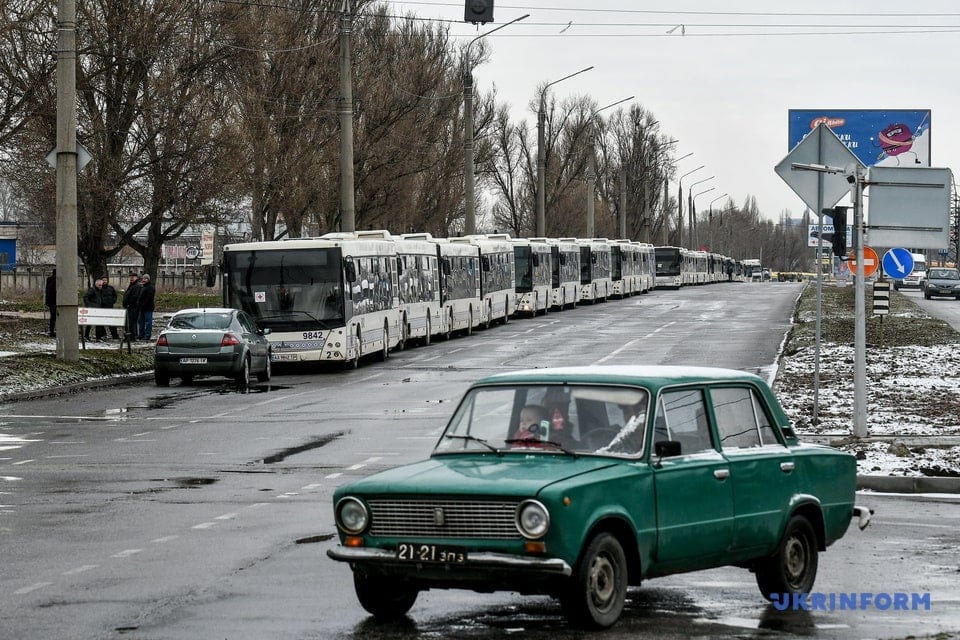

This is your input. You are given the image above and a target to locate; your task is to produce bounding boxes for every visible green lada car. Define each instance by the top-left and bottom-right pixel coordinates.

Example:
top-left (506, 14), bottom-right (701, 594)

top-left (328, 366), bottom-right (871, 628)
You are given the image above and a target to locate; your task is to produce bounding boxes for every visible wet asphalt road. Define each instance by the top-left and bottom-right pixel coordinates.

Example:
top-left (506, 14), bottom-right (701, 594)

top-left (1, 282), bottom-right (959, 639)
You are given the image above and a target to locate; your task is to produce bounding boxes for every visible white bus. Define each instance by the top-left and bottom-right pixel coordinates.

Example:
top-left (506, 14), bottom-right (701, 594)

top-left (578, 238), bottom-right (612, 303)
top-left (654, 245), bottom-right (690, 289)
top-left (690, 250), bottom-right (709, 284)
top-left (531, 237), bottom-right (580, 310)
top-left (512, 237), bottom-right (553, 316)
top-left (222, 231), bottom-right (401, 368)
top-left (402, 234), bottom-right (483, 337)
top-left (610, 239), bottom-right (641, 298)
top-left (392, 235), bottom-right (444, 346)
top-left (448, 234), bottom-right (516, 327)
top-left (635, 242), bottom-right (656, 293)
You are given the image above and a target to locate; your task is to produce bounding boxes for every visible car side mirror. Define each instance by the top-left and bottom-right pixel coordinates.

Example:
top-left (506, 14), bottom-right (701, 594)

top-left (260, 327), bottom-right (272, 336)
top-left (653, 440), bottom-right (682, 467)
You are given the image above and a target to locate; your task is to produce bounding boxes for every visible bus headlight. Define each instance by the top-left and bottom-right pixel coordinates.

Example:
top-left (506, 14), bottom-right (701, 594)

top-left (335, 497), bottom-right (369, 534)
top-left (516, 500), bottom-right (550, 539)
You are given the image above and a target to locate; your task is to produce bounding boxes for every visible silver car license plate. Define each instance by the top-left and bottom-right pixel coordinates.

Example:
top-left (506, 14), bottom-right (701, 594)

top-left (179, 357), bottom-right (207, 364)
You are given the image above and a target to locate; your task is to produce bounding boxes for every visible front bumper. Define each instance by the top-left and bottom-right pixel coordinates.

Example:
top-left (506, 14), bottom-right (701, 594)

top-left (327, 545), bottom-right (572, 576)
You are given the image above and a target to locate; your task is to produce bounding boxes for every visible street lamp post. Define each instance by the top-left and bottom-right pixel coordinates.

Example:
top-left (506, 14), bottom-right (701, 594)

top-left (536, 66), bottom-right (593, 237)
top-left (708, 192), bottom-right (728, 249)
top-left (627, 120), bottom-right (659, 241)
top-left (657, 149), bottom-right (689, 244)
top-left (463, 14), bottom-right (529, 236)
top-left (687, 175), bottom-right (714, 248)
top-left (691, 186), bottom-right (716, 248)
top-left (586, 96), bottom-right (633, 238)
top-left (676, 164), bottom-right (704, 246)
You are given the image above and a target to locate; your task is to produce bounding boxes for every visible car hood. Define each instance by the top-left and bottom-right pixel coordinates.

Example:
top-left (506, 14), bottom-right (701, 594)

top-left (338, 455), bottom-right (622, 498)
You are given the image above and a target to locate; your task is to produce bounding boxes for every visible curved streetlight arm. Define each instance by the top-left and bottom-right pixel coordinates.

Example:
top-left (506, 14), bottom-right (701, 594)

top-left (693, 186), bottom-right (716, 201)
top-left (536, 65), bottom-right (594, 236)
top-left (463, 13), bottom-right (529, 235)
top-left (689, 175), bottom-right (715, 191)
top-left (709, 192), bottom-right (729, 209)
top-left (593, 95), bottom-right (634, 118)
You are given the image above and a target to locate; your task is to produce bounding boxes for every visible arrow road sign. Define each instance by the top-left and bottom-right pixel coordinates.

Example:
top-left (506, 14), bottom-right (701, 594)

top-left (882, 247), bottom-right (915, 279)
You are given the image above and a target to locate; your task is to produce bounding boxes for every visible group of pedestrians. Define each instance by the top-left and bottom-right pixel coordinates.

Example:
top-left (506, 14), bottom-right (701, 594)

top-left (45, 271), bottom-right (156, 342)
top-left (121, 272), bottom-right (156, 341)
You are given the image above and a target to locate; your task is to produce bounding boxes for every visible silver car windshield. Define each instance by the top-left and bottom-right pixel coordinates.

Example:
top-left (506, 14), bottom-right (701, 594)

top-left (435, 384), bottom-right (649, 457)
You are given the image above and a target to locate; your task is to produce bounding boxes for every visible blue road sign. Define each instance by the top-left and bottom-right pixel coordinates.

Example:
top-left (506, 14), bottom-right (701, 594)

top-left (882, 247), bottom-right (915, 279)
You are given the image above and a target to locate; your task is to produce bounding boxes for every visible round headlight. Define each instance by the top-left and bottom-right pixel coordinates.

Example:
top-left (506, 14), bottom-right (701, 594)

top-left (516, 500), bottom-right (550, 539)
top-left (335, 497), bottom-right (369, 534)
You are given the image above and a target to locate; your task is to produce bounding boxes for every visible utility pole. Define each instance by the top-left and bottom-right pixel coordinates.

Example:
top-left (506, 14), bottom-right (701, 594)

top-left (339, 0), bottom-right (356, 232)
top-left (55, 0), bottom-right (79, 362)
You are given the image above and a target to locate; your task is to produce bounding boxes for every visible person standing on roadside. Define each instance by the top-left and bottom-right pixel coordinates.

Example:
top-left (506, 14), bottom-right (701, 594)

top-left (45, 268), bottom-right (57, 338)
top-left (83, 278), bottom-right (104, 341)
top-left (137, 274), bottom-right (156, 341)
top-left (122, 272), bottom-right (142, 340)
top-left (99, 274), bottom-right (119, 340)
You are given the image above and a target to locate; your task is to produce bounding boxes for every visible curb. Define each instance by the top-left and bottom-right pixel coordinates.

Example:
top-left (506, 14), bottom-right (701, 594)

top-left (0, 372), bottom-right (153, 404)
top-left (857, 474), bottom-right (960, 494)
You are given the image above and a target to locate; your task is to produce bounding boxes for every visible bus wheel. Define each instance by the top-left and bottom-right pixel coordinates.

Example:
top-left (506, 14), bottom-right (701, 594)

top-left (380, 324), bottom-right (389, 361)
top-left (503, 297), bottom-right (511, 324)
top-left (484, 303), bottom-right (492, 330)
top-left (349, 330), bottom-right (361, 369)
top-left (443, 311), bottom-right (453, 341)
top-left (424, 316), bottom-right (432, 346)
top-left (466, 310), bottom-right (473, 336)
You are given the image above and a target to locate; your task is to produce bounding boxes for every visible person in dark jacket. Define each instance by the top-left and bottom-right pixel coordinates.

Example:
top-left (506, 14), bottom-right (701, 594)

top-left (82, 278), bottom-right (104, 340)
top-left (122, 272), bottom-right (142, 339)
top-left (137, 274), bottom-right (156, 340)
top-left (45, 269), bottom-right (57, 337)
top-left (99, 274), bottom-right (119, 339)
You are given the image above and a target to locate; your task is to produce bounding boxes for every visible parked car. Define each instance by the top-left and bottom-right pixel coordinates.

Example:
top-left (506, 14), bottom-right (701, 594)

top-left (328, 366), bottom-right (871, 629)
top-left (922, 267), bottom-right (960, 300)
top-left (153, 308), bottom-right (271, 388)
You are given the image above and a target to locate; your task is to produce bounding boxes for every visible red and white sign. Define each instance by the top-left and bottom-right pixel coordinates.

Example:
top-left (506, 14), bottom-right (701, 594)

top-left (846, 246), bottom-right (879, 277)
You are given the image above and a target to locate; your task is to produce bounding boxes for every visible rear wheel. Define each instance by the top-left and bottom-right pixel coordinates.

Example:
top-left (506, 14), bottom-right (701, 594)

top-left (466, 310), bottom-right (473, 336)
top-left (397, 316), bottom-right (408, 351)
top-left (154, 370), bottom-right (170, 387)
top-left (234, 356), bottom-right (250, 390)
top-left (561, 532), bottom-right (627, 629)
top-left (353, 573), bottom-right (418, 620)
top-left (755, 514), bottom-right (819, 600)
top-left (380, 325), bottom-right (390, 361)
top-left (424, 316), bottom-right (432, 346)
top-left (256, 353), bottom-right (271, 382)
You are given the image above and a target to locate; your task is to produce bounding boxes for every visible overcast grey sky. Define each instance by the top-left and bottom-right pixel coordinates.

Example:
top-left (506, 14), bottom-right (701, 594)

top-left (385, 0), bottom-right (960, 222)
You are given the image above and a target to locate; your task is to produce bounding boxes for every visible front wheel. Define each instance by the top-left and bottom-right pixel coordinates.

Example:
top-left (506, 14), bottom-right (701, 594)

top-left (380, 326), bottom-right (389, 361)
top-left (561, 532), bottom-right (628, 629)
top-left (755, 514), bottom-right (819, 600)
top-left (424, 316), bottom-right (432, 346)
top-left (353, 573), bottom-right (418, 620)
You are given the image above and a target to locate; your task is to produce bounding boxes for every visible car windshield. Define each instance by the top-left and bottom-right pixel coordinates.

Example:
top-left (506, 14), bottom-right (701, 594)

top-left (434, 383), bottom-right (650, 457)
top-left (170, 312), bottom-right (232, 330)
top-left (929, 269), bottom-right (959, 280)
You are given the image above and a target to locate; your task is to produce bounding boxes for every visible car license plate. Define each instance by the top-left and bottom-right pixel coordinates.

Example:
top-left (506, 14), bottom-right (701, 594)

top-left (396, 542), bottom-right (466, 564)
top-left (179, 357), bottom-right (207, 364)
top-left (271, 353), bottom-right (300, 362)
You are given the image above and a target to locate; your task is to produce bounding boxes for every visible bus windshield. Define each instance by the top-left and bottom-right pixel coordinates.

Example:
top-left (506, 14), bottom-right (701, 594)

top-left (224, 247), bottom-right (345, 331)
top-left (514, 246), bottom-right (533, 292)
top-left (655, 248), bottom-right (681, 276)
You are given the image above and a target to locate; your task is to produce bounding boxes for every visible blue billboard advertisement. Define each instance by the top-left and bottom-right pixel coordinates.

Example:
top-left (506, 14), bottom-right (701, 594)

top-left (788, 109), bottom-right (931, 168)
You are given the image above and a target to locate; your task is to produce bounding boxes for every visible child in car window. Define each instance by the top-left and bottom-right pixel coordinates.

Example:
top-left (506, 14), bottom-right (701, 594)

top-left (511, 405), bottom-right (549, 441)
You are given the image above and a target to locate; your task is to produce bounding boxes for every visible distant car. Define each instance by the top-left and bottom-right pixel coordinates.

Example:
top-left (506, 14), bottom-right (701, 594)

top-left (923, 267), bottom-right (960, 300)
top-left (153, 308), bottom-right (272, 388)
top-left (327, 366), bottom-right (870, 629)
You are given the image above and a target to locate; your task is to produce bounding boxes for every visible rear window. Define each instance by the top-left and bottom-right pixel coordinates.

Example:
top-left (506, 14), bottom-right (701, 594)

top-left (170, 313), bottom-right (232, 330)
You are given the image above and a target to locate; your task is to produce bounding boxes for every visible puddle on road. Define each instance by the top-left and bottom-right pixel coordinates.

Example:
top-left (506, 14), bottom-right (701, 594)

top-left (145, 477), bottom-right (219, 490)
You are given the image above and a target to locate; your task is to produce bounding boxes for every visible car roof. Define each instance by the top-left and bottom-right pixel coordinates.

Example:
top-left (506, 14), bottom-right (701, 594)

top-left (171, 307), bottom-right (237, 316)
top-left (473, 365), bottom-right (765, 389)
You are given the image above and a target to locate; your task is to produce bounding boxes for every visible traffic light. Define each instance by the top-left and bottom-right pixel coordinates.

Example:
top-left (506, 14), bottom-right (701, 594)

top-left (822, 206), bottom-right (848, 257)
top-left (464, 0), bottom-right (494, 24)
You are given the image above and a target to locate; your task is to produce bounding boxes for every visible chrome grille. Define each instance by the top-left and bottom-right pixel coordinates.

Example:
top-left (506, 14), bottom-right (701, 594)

top-left (368, 499), bottom-right (519, 539)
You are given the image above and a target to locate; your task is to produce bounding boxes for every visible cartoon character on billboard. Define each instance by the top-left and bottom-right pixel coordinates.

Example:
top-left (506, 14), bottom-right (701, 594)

top-left (875, 111), bottom-right (929, 165)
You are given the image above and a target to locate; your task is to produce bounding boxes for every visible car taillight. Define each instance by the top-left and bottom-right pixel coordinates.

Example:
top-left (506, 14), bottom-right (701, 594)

top-left (221, 333), bottom-right (241, 346)
top-left (156, 334), bottom-right (168, 346)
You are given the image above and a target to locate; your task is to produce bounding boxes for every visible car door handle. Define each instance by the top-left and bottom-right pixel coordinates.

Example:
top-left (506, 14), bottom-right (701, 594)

top-left (780, 461), bottom-right (795, 473)
top-left (713, 468), bottom-right (730, 480)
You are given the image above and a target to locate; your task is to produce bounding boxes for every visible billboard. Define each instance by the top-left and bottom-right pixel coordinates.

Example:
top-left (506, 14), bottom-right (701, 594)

top-left (788, 109), bottom-right (931, 168)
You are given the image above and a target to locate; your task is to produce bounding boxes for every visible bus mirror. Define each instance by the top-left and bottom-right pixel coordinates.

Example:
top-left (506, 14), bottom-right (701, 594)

top-left (344, 260), bottom-right (357, 283)
top-left (481, 255), bottom-right (490, 271)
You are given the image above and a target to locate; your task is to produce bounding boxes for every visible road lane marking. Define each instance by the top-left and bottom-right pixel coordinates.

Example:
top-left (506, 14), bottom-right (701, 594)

top-left (192, 522), bottom-right (217, 530)
top-left (301, 483), bottom-right (322, 491)
top-left (151, 535), bottom-right (179, 543)
top-left (45, 455), bottom-right (89, 459)
top-left (111, 549), bottom-right (142, 558)
top-left (12, 459), bottom-right (34, 465)
top-left (325, 472), bottom-right (343, 479)
top-left (14, 582), bottom-right (52, 595)
top-left (215, 513), bottom-right (238, 520)
top-left (62, 564), bottom-right (99, 576)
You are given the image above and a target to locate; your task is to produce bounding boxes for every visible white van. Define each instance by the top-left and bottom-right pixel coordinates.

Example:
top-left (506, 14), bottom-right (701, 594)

top-left (894, 253), bottom-right (927, 290)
